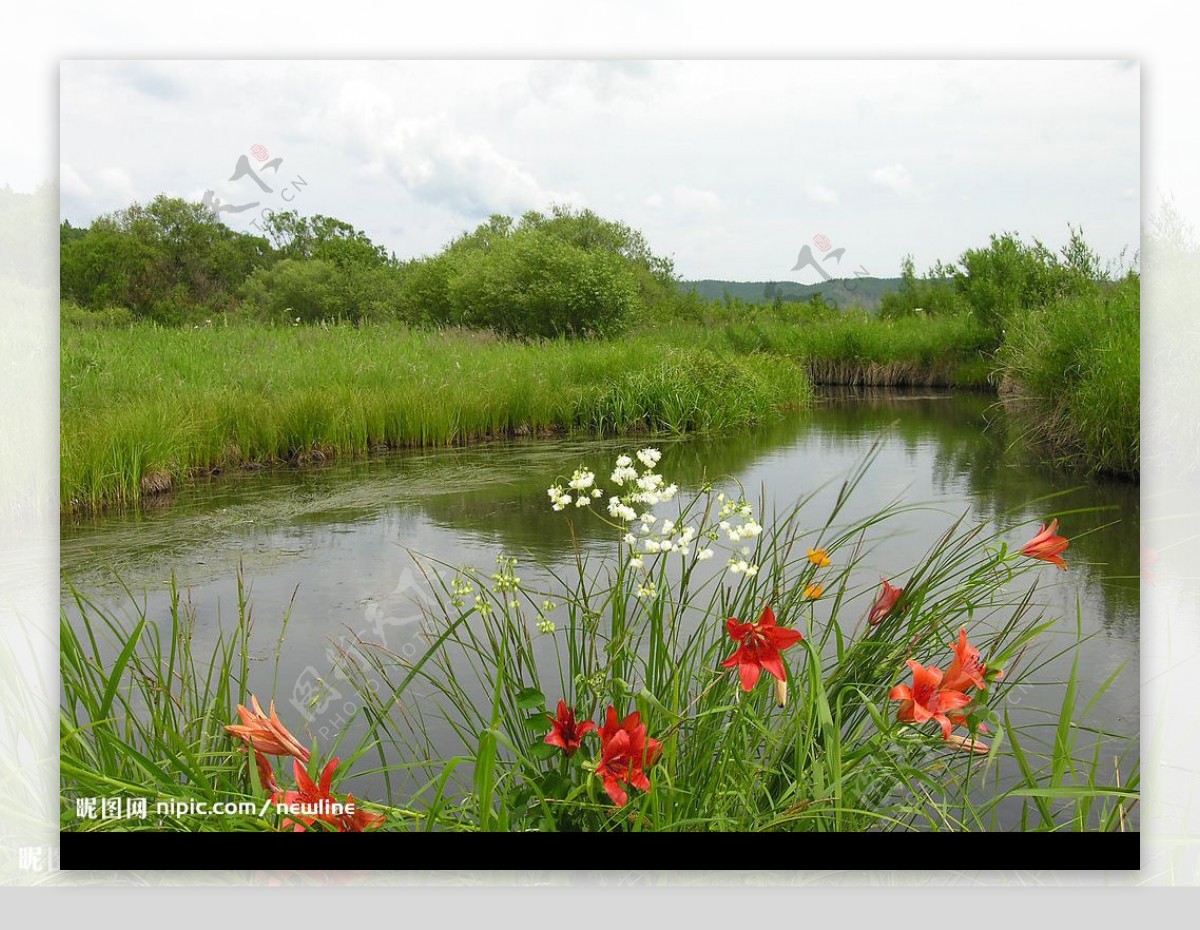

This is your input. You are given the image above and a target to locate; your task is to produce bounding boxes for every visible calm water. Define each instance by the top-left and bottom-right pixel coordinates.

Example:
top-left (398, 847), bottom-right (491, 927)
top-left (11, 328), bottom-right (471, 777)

top-left (61, 388), bottom-right (1139, 827)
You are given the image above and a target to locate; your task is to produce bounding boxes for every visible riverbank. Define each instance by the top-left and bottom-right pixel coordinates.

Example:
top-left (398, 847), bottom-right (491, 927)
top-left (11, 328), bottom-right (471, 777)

top-left (61, 293), bottom-right (1139, 513)
top-left (61, 322), bottom-right (813, 512)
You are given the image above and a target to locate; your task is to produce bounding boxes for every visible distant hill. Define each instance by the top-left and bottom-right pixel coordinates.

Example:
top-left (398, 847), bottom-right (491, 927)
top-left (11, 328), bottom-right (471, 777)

top-left (680, 277), bottom-right (902, 312)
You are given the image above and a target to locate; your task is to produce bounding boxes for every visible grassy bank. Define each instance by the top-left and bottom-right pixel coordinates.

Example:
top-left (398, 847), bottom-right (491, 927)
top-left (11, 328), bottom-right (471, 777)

top-left (62, 446), bottom-right (1138, 833)
top-left (61, 322), bottom-right (812, 511)
top-left (997, 277), bottom-right (1139, 478)
top-left (650, 311), bottom-right (995, 389)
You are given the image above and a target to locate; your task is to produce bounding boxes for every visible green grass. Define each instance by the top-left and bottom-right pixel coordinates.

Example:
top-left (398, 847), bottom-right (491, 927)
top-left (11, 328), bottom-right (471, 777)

top-left (647, 310), bottom-right (995, 389)
top-left (61, 321), bottom-right (812, 511)
top-left (60, 444), bottom-right (1138, 832)
top-left (997, 277), bottom-right (1140, 478)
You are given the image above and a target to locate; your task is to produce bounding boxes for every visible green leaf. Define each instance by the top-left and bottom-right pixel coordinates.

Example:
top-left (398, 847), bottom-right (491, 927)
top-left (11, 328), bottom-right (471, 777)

top-left (516, 687), bottom-right (546, 713)
top-left (530, 741), bottom-right (560, 761)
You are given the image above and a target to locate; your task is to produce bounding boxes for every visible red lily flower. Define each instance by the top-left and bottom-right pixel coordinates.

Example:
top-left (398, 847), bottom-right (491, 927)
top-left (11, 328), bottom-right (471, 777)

top-left (594, 707), bottom-right (662, 807)
top-left (1021, 519), bottom-right (1069, 571)
top-left (889, 659), bottom-right (972, 740)
top-left (225, 695), bottom-right (311, 762)
top-left (276, 757), bottom-right (385, 832)
top-left (867, 579), bottom-right (904, 626)
top-left (721, 605), bottom-right (803, 691)
top-left (544, 700), bottom-right (596, 757)
top-left (942, 627), bottom-right (1002, 693)
top-left (334, 795), bottom-right (387, 832)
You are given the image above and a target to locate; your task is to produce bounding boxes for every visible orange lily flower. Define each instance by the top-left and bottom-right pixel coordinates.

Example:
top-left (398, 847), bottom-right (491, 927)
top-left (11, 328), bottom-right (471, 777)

top-left (1021, 519), bottom-right (1069, 571)
top-left (942, 627), bottom-right (1002, 693)
top-left (867, 579), bottom-right (904, 626)
top-left (225, 695), bottom-right (311, 762)
top-left (803, 582), bottom-right (824, 599)
top-left (889, 659), bottom-right (971, 740)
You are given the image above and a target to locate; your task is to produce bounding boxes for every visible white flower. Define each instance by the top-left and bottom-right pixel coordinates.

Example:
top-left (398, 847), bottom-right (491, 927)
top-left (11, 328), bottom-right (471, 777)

top-left (616, 454), bottom-right (633, 468)
top-left (697, 548), bottom-right (715, 561)
top-left (611, 464), bottom-right (638, 485)
top-left (727, 526), bottom-right (742, 542)
top-left (660, 484), bottom-right (679, 502)
top-left (636, 581), bottom-right (658, 599)
top-left (740, 505), bottom-right (753, 518)
top-left (629, 556), bottom-right (645, 569)
top-left (624, 532), bottom-right (638, 545)
top-left (591, 488), bottom-right (603, 498)
top-left (636, 473), bottom-right (664, 493)
top-left (637, 448), bottom-right (662, 468)
top-left (575, 495), bottom-right (591, 507)
top-left (675, 544), bottom-right (691, 557)
top-left (719, 520), bottom-right (731, 531)
top-left (680, 526), bottom-right (696, 544)
top-left (744, 564), bottom-right (760, 578)
top-left (640, 512), bottom-right (657, 526)
top-left (717, 492), bottom-right (726, 502)
top-left (607, 497), bottom-right (638, 522)
top-left (728, 560), bottom-right (745, 575)
top-left (661, 519), bottom-right (676, 535)
top-left (644, 539), bottom-right (662, 553)
top-left (568, 467), bottom-right (596, 491)
top-left (741, 519), bottom-right (763, 538)
top-left (740, 546), bottom-right (751, 556)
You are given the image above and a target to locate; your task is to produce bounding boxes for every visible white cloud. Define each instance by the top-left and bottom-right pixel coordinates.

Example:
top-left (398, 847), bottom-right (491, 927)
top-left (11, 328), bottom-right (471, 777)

top-left (670, 184), bottom-right (722, 212)
top-left (804, 181), bottom-right (839, 205)
top-left (870, 163), bottom-right (918, 199)
top-left (59, 163), bottom-right (90, 199)
top-left (645, 193), bottom-right (664, 208)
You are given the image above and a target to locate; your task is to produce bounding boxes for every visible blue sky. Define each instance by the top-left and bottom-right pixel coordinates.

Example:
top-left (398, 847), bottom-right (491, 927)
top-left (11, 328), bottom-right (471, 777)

top-left (59, 59), bottom-right (1140, 282)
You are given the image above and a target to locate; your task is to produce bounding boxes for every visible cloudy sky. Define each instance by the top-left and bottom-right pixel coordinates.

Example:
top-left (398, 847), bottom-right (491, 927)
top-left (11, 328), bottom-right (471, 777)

top-left (59, 60), bottom-right (1140, 281)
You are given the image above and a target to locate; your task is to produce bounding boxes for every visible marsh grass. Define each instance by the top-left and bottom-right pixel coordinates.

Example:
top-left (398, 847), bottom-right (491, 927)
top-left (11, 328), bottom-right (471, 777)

top-left (60, 445), bottom-right (1137, 833)
top-left (61, 322), bottom-right (811, 512)
top-left (997, 277), bottom-right (1140, 479)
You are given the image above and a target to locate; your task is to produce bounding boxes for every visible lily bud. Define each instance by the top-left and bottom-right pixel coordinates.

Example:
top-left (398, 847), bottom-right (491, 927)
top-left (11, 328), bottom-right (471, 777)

top-left (943, 732), bottom-right (990, 754)
top-left (774, 677), bottom-right (788, 708)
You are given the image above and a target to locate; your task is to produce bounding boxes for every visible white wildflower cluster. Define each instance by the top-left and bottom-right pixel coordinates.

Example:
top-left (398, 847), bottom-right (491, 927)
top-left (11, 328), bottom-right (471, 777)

top-left (636, 581), bottom-right (658, 599)
top-left (547, 466), bottom-right (605, 512)
top-left (604, 448), bottom-right (679, 527)
top-left (715, 492), bottom-right (762, 542)
top-left (547, 447), bottom-right (767, 586)
top-left (727, 559), bottom-right (760, 578)
top-left (536, 617), bottom-right (556, 634)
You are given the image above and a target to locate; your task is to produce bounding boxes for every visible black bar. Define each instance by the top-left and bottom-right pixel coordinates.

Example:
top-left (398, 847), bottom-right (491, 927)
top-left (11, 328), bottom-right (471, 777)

top-left (60, 829), bottom-right (1139, 872)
